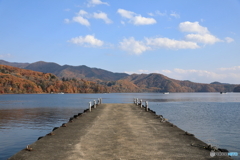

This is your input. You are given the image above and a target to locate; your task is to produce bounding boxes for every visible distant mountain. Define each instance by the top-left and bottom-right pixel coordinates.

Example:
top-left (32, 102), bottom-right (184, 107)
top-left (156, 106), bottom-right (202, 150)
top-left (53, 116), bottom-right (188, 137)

top-left (0, 60), bottom-right (29, 68)
top-left (0, 65), bottom-right (109, 94)
top-left (24, 61), bottom-right (62, 73)
top-left (53, 64), bottom-right (129, 81)
top-left (124, 73), bottom-right (237, 92)
top-left (233, 85), bottom-right (240, 92)
top-left (0, 60), bottom-right (238, 93)
top-left (0, 60), bottom-right (129, 81)
top-left (0, 64), bottom-right (142, 94)
top-left (210, 81), bottom-right (230, 85)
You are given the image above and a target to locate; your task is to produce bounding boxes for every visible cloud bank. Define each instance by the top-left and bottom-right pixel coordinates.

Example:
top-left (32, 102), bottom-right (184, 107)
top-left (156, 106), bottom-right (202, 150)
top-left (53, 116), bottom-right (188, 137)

top-left (119, 21), bottom-right (234, 54)
top-left (145, 37), bottom-right (199, 49)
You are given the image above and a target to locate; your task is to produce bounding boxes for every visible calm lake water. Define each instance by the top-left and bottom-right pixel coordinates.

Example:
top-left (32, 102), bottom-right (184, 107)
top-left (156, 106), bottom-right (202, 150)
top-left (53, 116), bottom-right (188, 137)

top-left (0, 93), bottom-right (240, 160)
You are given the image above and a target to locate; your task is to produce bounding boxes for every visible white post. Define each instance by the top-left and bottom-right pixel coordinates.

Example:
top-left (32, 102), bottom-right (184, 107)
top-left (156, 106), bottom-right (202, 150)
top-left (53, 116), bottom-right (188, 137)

top-left (145, 101), bottom-right (148, 111)
top-left (89, 102), bottom-right (91, 112)
top-left (140, 99), bottom-right (142, 108)
top-left (97, 98), bottom-right (100, 105)
top-left (94, 100), bottom-right (96, 108)
top-left (136, 98), bottom-right (138, 105)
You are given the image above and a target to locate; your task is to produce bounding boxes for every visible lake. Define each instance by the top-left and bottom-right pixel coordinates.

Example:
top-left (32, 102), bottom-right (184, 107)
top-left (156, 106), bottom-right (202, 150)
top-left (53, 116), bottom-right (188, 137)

top-left (0, 93), bottom-right (239, 160)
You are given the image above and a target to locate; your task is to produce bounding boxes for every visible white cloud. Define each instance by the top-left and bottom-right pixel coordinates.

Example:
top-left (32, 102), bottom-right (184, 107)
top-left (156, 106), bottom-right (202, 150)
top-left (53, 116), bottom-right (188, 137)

top-left (124, 71), bottom-right (135, 75)
top-left (185, 34), bottom-right (221, 44)
top-left (179, 21), bottom-right (209, 34)
top-left (125, 67), bottom-right (240, 83)
top-left (162, 70), bottom-right (172, 74)
top-left (117, 9), bottom-right (135, 19)
top-left (149, 10), bottom-right (180, 18)
top-left (121, 21), bottom-right (125, 25)
top-left (117, 20), bottom-right (233, 54)
top-left (68, 10), bottom-right (91, 26)
top-left (78, 10), bottom-right (88, 16)
top-left (174, 68), bottom-right (197, 74)
top-left (64, 19), bottom-right (70, 23)
top-left (117, 9), bottom-right (156, 25)
top-left (68, 35), bottom-right (104, 47)
top-left (179, 21), bottom-right (222, 45)
top-left (0, 54), bottom-right (12, 58)
top-left (173, 68), bottom-right (226, 79)
top-left (119, 36), bottom-right (200, 54)
top-left (72, 16), bottom-right (90, 26)
top-left (145, 37), bottom-right (199, 49)
top-left (132, 15), bottom-right (156, 25)
top-left (219, 66), bottom-right (240, 71)
top-left (68, 10), bottom-right (112, 26)
top-left (149, 10), bottom-right (167, 17)
top-left (148, 12), bottom-right (154, 16)
top-left (138, 69), bottom-right (149, 73)
top-left (87, 0), bottom-right (109, 7)
top-left (119, 37), bottom-right (150, 55)
top-left (64, 8), bottom-right (71, 12)
top-left (170, 12), bottom-right (180, 18)
top-left (225, 37), bottom-right (234, 43)
top-left (93, 12), bottom-right (112, 24)
top-left (125, 66), bottom-right (240, 84)
top-left (149, 10), bottom-right (181, 17)
top-left (156, 10), bottom-right (167, 16)
top-left (159, 67), bottom-right (240, 84)
top-left (124, 70), bottom-right (150, 74)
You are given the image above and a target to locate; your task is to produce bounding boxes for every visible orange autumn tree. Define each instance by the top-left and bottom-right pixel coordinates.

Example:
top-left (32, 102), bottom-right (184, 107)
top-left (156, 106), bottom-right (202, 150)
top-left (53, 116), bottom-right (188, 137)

top-left (0, 65), bottom-right (109, 94)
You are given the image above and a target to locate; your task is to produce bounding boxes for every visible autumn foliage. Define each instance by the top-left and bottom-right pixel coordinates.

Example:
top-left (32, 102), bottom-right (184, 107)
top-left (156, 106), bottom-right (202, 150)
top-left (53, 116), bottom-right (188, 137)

top-left (0, 65), bottom-right (108, 94)
top-left (0, 64), bottom-right (238, 94)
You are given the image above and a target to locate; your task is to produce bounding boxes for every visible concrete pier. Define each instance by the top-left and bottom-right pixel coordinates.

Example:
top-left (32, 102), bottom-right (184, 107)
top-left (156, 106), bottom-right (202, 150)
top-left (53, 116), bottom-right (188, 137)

top-left (9, 103), bottom-right (232, 160)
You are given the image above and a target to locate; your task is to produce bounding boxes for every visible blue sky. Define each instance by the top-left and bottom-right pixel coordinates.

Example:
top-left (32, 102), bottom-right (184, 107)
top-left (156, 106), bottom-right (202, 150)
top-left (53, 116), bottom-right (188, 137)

top-left (0, 0), bottom-right (240, 84)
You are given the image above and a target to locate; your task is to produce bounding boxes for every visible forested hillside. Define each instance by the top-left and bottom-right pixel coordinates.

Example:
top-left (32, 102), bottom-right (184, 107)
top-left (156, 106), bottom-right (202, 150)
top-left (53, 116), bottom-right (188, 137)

top-left (0, 65), bottom-right (108, 94)
top-left (0, 63), bottom-right (238, 94)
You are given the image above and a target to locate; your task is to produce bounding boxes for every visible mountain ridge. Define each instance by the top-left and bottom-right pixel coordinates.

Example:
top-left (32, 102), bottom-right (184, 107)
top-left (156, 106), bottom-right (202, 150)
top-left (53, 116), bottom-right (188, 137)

top-left (123, 73), bottom-right (237, 92)
top-left (0, 60), bottom-right (238, 93)
top-left (23, 61), bottom-right (129, 81)
top-left (0, 60), bottom-right (30, 68)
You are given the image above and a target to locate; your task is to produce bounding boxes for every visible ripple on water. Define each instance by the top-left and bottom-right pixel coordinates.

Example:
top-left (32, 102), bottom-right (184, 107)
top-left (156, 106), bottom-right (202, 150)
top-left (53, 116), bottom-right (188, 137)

top-left (0, 93), bottom-right (240, 159)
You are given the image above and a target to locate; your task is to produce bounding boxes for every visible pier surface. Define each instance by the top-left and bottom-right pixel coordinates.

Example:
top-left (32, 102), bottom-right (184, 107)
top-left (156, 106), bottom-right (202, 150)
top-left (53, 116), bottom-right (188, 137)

top-left (9, 103), bottom-right (232, 160)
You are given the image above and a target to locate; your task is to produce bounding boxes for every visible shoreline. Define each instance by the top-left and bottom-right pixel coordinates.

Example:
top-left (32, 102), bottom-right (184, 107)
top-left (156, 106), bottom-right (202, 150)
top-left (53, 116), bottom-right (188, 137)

top-left (1, 92), bottom-right (239, 95)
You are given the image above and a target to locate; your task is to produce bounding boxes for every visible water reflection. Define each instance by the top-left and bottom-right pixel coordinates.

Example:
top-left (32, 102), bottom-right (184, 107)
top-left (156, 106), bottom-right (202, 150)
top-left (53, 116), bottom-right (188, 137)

top-left (0, 108), bottom-right (84, 128)
top-left (0, 93), bottom-right (240, 160)
top-left (149, 101), bottom-right (240, 160)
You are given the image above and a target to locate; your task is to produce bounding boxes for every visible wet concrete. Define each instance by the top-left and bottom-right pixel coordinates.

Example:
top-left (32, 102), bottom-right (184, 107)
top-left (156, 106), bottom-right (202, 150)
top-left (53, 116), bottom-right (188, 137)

top-left (8, 103), bottom-right (232, 160)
